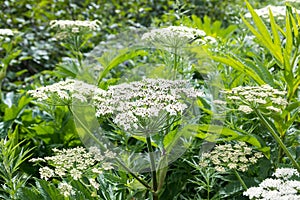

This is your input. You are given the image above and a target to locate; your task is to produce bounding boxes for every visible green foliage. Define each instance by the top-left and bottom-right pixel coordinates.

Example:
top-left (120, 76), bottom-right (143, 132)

top-left (0, 134), bottom-right (33, 199)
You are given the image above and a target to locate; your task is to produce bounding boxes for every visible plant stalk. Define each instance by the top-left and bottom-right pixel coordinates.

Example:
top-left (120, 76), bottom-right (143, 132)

top-left (146, 134), bottom-right (158, 200)
top-left (233, 169), bottom-right (247, 190)
top-left (255, 110), bottom-right (300, 172)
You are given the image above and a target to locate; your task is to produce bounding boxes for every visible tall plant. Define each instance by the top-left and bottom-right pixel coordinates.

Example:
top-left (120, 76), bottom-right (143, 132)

top-left (211, 1), bottom-right (300, 172)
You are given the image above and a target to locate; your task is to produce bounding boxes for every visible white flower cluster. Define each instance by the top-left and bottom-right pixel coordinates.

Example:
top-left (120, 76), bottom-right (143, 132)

top-left (224, 85), bottom-right (288, 114)
top-left (141, 25), bottom-right (216, 47)
top-left (244, 5), bottom-right (300, 20)
top-left (30, 146), bottom-right (115, 181)
top-left (28, 79), bottom-right (98, 104)
top-left (50, 20), bottom-right (100, 31)
top-left (58, 182), bottom-right (75, 197)
top-left (0, 28), bottom-right (14, 36)
top-left (243, 168), bottom-right (300, 199)
top-left (93, 78), bottom-right (203, 133)
top-left (199, 142), bottom-right (264, 172)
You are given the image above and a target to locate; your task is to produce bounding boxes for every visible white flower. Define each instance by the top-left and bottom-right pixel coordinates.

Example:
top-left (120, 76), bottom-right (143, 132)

top-left (102, 162), bottom-right (114, 170)
top-left (70, 168), bottom-right (82, 180)
top-left (142, 26), bottom-right (206, 42)
top-left (244, 5), bottom-right (300, 20)
top-left (243, 187), bottom-right (264, 199)
top-left (93, 78), bottom-right (203, 133)
top-left (273, 168), bottom-right (299, 179)
top-left (58, 182), bottom-right (75, 197)
top-left (238, 105), bottom-right (253, 114)
top-left (50, 20), bottom-right (100, 30)
top-left (225, 85), bottom-right (287, 113)
top-left (142, 26), bottom-right (216, 49)
top-left (244, 168), bottom-right (300, 199)
top-left (28, 79), bottom-right (99, 103)
top-left (200, 142), bottom-right (263, 173)
top-left (266, 106), bottom-right (281, 112)
top-left (0, 29), bottom-right (14, 36)
top-left (39, 166), bottom-right (54, 180)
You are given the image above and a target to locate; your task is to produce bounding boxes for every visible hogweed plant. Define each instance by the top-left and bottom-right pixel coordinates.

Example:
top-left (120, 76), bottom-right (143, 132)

top-left (142, 25), bottom-right (216, 79)
top-left (28, 77), bottom-right (204, 200)
top-left (224, 85), bottom-right (300, 172)
top-left (50, 20), bottom-right (101, 77)
top-left (243, 168), bottom-right (300, 199)
top-left (212, 1), bottom-right (300, 175)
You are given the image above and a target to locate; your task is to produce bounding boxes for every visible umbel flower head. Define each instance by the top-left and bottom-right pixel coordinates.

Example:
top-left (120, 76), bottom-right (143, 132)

top-left (223, 84), bottom-right (288, 114)
top-left (27, 79), bottom-right (98, 105)
top-left (243, 167), bottom-right (300, 199)
top-left (50, 20), bottom-right (100, 31)
top-left (141, 25), bottom-right (216, 50)
top-left (93, 78), bottom-right (203, 135)
top-left (30, 146), bottom-right (115, 181)
top-left (199, 141), bottom-right (264, 172)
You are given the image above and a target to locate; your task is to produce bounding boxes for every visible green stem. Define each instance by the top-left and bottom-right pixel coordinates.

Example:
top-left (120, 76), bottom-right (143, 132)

top-left (173, 48), bottom-right (178, 80)
top-left (255, 110), bottom-right (300, 172)
top-left (114, 158), bottom-right (152, 190)
top-left (233, 170), bottom-right (247, 190)
top-left (146, 134), bottom-right (158, 200)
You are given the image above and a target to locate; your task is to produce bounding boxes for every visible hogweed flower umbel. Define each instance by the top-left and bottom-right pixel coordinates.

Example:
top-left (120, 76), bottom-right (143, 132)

top-left (27, 79), bottom-right (98, 104)
top-left (243, 168), bottom-right (300, 199)
top-left (199, 142), bottom-right (264, 172)
top-left (93, 78), bottom-right (203, 134)
top-left (30, 146), bottom-right (115, 180)
top-left (142, 25), bottom-right (216, 48)
top-left (50, 20), bottom-right (100, 31)
top-left (224, 84), bottom-right (288, 114)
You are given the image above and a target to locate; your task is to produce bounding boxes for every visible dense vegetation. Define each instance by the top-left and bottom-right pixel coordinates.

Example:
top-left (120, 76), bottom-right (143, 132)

top-left (0, 0), bottom-right (300, 199)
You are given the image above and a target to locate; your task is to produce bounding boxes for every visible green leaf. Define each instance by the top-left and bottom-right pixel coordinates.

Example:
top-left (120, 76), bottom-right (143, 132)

top-left (97, 48), bottom-right (148, 86)
top-left (212, 55), bottom-right (266, 85)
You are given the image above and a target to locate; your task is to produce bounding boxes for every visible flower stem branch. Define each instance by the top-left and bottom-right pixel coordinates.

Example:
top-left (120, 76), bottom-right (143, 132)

top-left (255, 110), bottom-right (300, 172)
top-left (233, 169), bottom-right (247, 190)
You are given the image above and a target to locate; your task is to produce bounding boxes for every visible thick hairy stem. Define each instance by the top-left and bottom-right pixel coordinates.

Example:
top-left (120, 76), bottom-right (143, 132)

top-left (146, 134), bottom-right (158, 200)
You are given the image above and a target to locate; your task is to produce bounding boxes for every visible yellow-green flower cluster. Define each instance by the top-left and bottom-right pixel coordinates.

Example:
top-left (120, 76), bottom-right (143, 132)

top-left (224, 85), bottom-right (288, 114)
top-left (30, 146), bottom-right (115, 197)
top-left (199, 142), bottom-right (264, 172)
